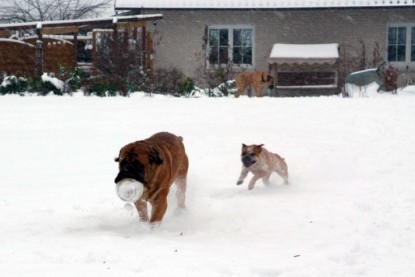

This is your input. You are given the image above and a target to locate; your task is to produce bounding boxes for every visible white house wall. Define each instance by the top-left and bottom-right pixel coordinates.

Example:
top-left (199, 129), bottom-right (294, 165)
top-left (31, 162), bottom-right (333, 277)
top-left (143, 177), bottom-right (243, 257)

top-left (143, 7), bottom-right (415, 82)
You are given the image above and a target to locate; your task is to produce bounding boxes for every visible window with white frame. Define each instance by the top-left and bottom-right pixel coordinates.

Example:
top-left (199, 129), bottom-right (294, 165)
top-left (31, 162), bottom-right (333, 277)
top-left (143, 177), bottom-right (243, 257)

top-left (387, 24), bottom-right (415, 63)
top-left (208, 25), bottom-right (254, 67)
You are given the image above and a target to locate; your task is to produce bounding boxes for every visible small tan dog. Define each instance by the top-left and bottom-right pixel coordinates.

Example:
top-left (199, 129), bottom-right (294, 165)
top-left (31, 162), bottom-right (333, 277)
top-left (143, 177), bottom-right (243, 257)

top-left (237, 144), bottom-right (288, 190)
top-left (114, 132), bottom-right (189, 224)
top-left (235, 71), bottom-right (274, 97)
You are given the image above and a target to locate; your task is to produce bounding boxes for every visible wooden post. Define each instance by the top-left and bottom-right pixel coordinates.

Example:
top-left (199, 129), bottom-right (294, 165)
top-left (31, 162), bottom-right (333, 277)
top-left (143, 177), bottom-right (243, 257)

top-left (268, 63), bottom-right (273, 97)
top-left (141, 25), bottom-right (146, 70)
top-left (92, 31), bottom-right (97, 77)
top-left (35, 24), bottom-right (44, 76)
top-left (274, 63), bottom-right (278, 97)
top-left (112, 21), bottom-right (119, 78)
top-left (120, 27), bottom-right (129, 95)
top-left (124, 27), bottom-right (129, 80)
top-left (133, 27), bottom-right (138, 69)
top-left (74, 33), bottom-right (78, 67)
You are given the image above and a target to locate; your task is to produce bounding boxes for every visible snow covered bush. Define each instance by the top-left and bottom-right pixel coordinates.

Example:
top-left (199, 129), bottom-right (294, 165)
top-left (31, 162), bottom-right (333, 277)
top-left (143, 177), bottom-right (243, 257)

top-left (0, 69), bottom-right (236, 97)
top-left (88, 77), bottom-right (121, 97)
top-left (177, 77), bottom-right (195, 96)
top-left (30, 73), bottom-right (64, 96)
top-left (0, 71), bottom-right (82, 96)
top-left (152, 67), bottom-right (185, 94)
top-left (189, 80), bottom-right (235, 97)
top-left (129, 67), bottom-right (195, 96)
top-left (58, 66), bottom-right (83, 93)
top-left (0, 75), bottom-right (29, 95)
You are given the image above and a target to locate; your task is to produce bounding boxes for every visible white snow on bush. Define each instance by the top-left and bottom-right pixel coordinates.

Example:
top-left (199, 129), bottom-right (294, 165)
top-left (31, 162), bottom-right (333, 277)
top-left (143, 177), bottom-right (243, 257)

top-left (41, 73), bottom-right (64, 91)
top-left (0, 76), bottom-right (14, 87)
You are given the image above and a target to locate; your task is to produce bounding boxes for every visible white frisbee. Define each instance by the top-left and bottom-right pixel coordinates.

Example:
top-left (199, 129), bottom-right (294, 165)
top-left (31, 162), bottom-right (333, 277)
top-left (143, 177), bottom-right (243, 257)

top-left (115, 178), bottom-right (144, 203)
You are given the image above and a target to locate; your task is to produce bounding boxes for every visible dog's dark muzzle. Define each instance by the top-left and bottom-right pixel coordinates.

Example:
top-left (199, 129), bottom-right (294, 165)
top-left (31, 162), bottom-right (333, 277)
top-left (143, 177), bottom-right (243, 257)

top-left (114, 168), bottom-right (135, 184)
top-left (114, 163), bottom-right (146, 185)
top-left (242, 155), bottom-right (256, 168)
top-left (268, 84), bottom-right (274, 90)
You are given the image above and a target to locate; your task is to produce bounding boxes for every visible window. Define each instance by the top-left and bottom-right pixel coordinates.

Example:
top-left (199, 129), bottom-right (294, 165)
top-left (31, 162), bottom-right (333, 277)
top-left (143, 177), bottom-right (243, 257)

top-left (233, 29), bottom-right (252, 64)
top-left (208, 26), bottom-right (254, 67)
top-left (208, 28), bottom-right (229, 64)
top-left (388, 26), bottom-right (406, 62)
top-left (387, 24), bottom-right (415, 64)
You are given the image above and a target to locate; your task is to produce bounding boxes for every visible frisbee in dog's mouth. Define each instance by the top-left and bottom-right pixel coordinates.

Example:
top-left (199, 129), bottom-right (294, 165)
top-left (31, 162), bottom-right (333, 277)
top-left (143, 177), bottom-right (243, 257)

top-left (115, 178), bottom-right (144, 202)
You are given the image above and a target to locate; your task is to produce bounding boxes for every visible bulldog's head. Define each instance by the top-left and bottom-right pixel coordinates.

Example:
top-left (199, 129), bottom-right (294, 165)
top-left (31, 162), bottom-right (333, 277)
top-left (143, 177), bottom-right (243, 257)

top-left (114, 142), bottom-right (163, 185)
top-left (241, 144), bottom-right (264, 168)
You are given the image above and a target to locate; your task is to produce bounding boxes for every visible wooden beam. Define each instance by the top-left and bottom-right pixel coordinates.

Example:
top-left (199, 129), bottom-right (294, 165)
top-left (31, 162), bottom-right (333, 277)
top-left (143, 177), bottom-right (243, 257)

top-left (116, 21), bottom-right (146, 31)
top-left (0, 30), bottom-right (11, 37)
top-left (41, 26), bottom-right (79, 35)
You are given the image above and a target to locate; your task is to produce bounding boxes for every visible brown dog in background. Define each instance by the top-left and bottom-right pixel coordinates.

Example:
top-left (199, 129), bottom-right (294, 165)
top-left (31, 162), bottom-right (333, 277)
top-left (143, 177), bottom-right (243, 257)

top-left (237, 144), bottom-right (288, 190)
top-left (114, 132), bottom-right (189, 224)
top-left (235, 71), bottom-right (274, 97)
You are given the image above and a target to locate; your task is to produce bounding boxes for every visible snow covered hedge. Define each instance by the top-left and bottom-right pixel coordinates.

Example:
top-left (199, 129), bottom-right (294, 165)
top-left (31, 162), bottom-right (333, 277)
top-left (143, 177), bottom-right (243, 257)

top-left (0, 76), bottom-right (29, 94)
top-left (0, 71), bottom-right (235, 97)
top-left (0, 73), bottom-right (73, 96)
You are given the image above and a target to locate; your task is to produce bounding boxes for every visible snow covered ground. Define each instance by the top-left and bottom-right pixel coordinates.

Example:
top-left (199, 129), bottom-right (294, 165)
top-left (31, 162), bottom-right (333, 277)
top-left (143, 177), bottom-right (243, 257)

top-left (1, 87), bottom-right (415, 276)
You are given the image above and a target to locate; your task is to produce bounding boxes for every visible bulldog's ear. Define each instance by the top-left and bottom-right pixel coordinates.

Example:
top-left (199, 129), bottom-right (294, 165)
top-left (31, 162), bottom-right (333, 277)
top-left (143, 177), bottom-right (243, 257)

top-left (149, 148), bottom-right (163, 165)
top-left (114, 150), bottom-right (122, 162)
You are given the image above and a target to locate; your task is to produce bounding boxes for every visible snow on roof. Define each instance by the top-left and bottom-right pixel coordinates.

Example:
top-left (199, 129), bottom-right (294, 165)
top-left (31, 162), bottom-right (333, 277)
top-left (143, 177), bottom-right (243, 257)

top-left (268, 43), bottom-right (339, 64)
top-left (0, 14), bottom-right (163, 30)
top-left (115, 0), bottom-right (415, 9)
top-left (0, 38), bottom-right (35, 47)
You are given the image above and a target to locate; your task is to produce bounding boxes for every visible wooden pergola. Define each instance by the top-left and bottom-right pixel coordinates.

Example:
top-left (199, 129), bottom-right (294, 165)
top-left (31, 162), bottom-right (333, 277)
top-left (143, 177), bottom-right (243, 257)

top-left (0, 14), bottom-right (163, 76)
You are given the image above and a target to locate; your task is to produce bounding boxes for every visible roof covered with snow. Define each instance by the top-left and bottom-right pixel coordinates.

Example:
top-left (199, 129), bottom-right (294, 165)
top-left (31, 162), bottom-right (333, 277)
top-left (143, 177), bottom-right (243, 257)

top-left (0, 14), bottom-right (163, 31)
top-left (268, 43), bottom-right (339, 64)
top-left (115, 0), bottom-right (415, 9)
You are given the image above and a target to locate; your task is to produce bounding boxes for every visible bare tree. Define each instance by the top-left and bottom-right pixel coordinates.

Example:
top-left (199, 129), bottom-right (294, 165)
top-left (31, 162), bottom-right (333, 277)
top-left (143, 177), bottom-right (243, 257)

top-left (0, 0), bottom-right (112, 22)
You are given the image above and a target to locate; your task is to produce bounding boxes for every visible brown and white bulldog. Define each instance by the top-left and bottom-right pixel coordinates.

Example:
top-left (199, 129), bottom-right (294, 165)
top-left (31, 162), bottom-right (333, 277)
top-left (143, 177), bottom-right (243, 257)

top-left (114, 132), bottom-right (189, 224)
top-left (234, 71), bottom-right (274, 97)
top-left (237, 144), bottom-right (288, 190)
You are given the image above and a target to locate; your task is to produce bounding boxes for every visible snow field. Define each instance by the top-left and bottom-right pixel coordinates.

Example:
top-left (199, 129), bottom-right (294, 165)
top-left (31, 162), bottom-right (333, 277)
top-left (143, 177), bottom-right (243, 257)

top-left (1, 91), bottom-right (415, 276)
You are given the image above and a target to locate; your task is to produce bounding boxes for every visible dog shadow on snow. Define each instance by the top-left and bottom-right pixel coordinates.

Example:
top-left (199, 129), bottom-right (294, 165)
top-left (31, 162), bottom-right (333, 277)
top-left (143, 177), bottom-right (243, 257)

top-left (213, 178), bottom-right (293, 200)
top-left (64, 174), bottom-right (294, 237)
top-left (64, 202), bottom-right (193, 237)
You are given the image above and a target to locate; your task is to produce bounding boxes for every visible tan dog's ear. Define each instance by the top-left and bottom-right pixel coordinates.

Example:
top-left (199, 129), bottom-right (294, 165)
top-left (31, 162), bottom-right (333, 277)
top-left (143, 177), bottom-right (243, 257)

top-left (254, 144), bottom-right (264, 153)
top-left (242, 143), bottom-right (247, 148)
top-left (261, 72), bottom-right (266, 82)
